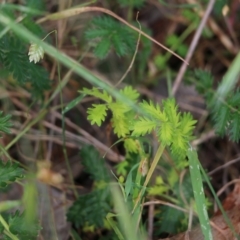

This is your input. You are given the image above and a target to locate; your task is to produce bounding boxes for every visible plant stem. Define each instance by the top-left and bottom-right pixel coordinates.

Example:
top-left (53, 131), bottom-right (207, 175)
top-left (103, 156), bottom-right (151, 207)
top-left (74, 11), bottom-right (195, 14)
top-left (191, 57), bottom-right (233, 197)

top-left (132, 143), bottom-right (165, 213)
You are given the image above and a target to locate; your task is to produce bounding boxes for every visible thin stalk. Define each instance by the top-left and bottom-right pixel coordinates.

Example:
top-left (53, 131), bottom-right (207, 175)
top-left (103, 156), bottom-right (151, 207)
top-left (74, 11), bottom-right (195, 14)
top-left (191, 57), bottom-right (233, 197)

top-left (132, 143), bottom-right (165, 213)
top-left (54, 31), bottom-right (78, 198)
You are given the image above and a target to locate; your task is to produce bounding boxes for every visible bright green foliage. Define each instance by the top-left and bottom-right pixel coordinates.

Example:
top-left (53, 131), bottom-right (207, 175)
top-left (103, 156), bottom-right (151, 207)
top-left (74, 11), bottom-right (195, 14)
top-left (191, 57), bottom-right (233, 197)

top-left (148, 176), bottom-right (169, 196)
top-left (0, 112), bottom-right (12, 135)
top-left (81, 86), bottom-right (139, 138)
top-left (85, 16), bottom-right (136, 58)
top-left (131, 117), bottom-right (157, 135)
top-left (116, 160), bottom-right (129, 176)
top-left (139, 100), bottom-right (167, 121)
top-left (195, 69), bottom-right (240, 142)
top-left (0, 210), bottom-right (40, 240)
top-left (119, 86), bottom-right (140, 101)
top-left (124, 138), bottom-right (139, 153)
top-left (82, 87), bottom-right (112, 103)
top-left (111, 114), bottom-right (130, 137)
top-left (132, 98), bottom-right (196, 158)
top-left (0, 161), bottom-right (24, 188)
top-left (87, 104), bottom-right (108, 126)
top-left (117, 0), bottom-right (146, 7)
top-left (83, 86), bottom-right (196, 158)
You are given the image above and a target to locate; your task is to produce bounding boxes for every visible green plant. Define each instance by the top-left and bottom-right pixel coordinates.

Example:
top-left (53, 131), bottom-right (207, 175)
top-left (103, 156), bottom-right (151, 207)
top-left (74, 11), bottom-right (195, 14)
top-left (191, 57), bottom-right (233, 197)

top-left (80, 85), bottom-right (213, 239)
top-left (0, 3), bottom-right (50, 99)
top-left (195, 69), bottom-right (240, 142)
top-left (0, 113), bottom-right (40, 240)
top-left (85, 16), bottom-right (136, 59)
top-left (1, 1), bottom-right (239, 239)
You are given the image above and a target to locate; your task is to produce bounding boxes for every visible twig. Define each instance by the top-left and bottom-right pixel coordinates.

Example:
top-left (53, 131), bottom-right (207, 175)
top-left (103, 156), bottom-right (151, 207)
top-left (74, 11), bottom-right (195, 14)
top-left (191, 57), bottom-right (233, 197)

top-left (147, 201), bottom-right (154, 240)
top-left (172, 0), bottom-right (216, 96)
top-left (209, 156), bottom-right (240, 176)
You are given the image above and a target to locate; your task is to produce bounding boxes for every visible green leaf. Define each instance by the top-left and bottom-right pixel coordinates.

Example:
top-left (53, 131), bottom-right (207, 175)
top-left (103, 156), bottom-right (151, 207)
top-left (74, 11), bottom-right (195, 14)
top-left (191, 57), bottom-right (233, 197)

top-left (81, 87), bottom-right (112, 103)
top-left (187, 148), bottom-right (212, 240)
top-left (67, 189), bottom-right (110, 228)
top-left (163, 98), bottom-right (180, 128)
top-left (80, 145), bottom-right (110, 182)
top-left (170, 132), bottom-right (188, 159)
top-left (159, 121), bottom-right (173, 145)
top-left (214, 105), bottom-right (230, 136)
top-left (131, 117), bottom-right (157, 136)
top-left (111, 116), bottom-right (130, 137)
top-left (62, 94), bottom-right (85, 114)
top-left (119, 86), bottom-right (140, 102)
top-left (94, 38), bottom-right (111, 59)
top-left (109, 102), bottom-right (131, 117)
top-left (85, 16), bottom-right (136, 58)
top-left (139, 100), bottom-right (167, 121)
top-left (87, 104), bottom-right (108, 126)
top-left (116, 160), bottom-right (129, 176)
top-left (0, 161), bottom-right (24, 187)
top-left (229, 113), bottom-right (240, 142)
top-left (124, 138), bottom-right (139, 153)
top-left (8, 211), bottom-right (40, 240)
top-left (0, 112), bottom-right (12, 134)
top-left (179, 113), bottom-right (197, 136)
top-left (0, 34), bottom-right (50, 98)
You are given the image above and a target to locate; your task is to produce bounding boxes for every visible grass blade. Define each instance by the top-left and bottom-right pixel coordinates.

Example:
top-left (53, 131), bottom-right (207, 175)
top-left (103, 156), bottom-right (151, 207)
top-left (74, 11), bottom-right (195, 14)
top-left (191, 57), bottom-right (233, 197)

top-left (187, 147), bottom-right (212, 240)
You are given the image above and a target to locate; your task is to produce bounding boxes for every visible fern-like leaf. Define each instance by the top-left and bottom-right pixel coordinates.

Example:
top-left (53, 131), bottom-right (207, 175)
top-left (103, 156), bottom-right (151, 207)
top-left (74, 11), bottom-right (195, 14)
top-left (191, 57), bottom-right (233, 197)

top-left (119, 86), bottom-right (140, 101)
top-left (111, 115), bottom-right (130, 137)
top-left (179, 113), bottom-right (197, 136)
top-left (80, 145), bottom-right (110, 182)
top-left (163, 98), bottom-right (180, 128)
top-left (0, 112), bottom-right (12, 134)
top-left (213, 105), bottom-right (229, 136)
top-left (170, 131), bottom-right (188, 159)
top-left (124, 138), bottom-right (139, 153)
top-left (139, 100), bottom-right (167, 121)
top-left (94, 38), bottom-right (112, 59)
top-left (0, 34), bottom-right (50, 98)
top-left (0, 161), bottom-right (24, 187)
top-left (67, 189), bottom-right (110, 228)
top-left (87, 104), bottom-right (108, 126)
top-left (108, 102), bottom-right (131, 117)
top-left (159, 121), bottom-right (173, 145)
top-left (8, 211), bottom-right (40, 240)
top-left (85, 16), bottom-right (136, 58)
top-left (81, 87), bottom-right (112, 103)
top-left (131, 117), bottom-right (157, 136)
top-left (229, 112), bottom-right (240, 142)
